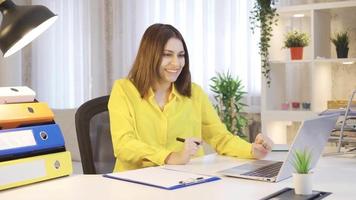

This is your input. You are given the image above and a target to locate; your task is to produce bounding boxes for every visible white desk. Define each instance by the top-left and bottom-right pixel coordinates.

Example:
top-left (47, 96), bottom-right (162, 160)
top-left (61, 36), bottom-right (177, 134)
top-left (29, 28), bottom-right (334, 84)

top-left (1, 153), bottom-right (356, 200)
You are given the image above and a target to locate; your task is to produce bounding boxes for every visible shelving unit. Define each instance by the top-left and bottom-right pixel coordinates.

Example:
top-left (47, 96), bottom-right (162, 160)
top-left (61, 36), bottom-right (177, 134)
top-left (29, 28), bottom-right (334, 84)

top-left (261, 0), bottom-right (356, 144)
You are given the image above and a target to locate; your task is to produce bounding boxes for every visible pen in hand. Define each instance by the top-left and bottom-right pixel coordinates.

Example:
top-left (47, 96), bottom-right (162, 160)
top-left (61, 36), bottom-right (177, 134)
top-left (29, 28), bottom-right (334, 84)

top-left (176, 137), bottom-right (201, 146)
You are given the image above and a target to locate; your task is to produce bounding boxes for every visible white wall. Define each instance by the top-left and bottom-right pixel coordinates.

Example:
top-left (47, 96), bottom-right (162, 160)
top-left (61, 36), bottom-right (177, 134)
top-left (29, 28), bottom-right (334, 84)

top-left (0, 54), bottom-right (22, 86)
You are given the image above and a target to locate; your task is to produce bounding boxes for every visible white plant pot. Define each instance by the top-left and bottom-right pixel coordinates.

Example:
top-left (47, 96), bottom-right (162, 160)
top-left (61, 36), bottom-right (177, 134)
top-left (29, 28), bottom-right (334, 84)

top-left (293, 172), bottom-right (312, 195)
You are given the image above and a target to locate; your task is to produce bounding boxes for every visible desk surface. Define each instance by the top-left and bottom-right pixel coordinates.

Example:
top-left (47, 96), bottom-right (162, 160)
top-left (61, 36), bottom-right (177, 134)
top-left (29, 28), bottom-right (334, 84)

top-left (1, 153), bottom-right (356, 200)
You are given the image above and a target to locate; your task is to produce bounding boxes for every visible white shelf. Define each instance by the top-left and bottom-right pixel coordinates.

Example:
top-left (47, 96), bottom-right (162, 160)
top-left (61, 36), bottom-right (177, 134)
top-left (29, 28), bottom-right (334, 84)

top-left (314, 58), bottom-right (356, 64)
top-left (276, 0), bottom-right (356, 13)
top-left (270, 58), bottom-right (356, 65)
top-left (270, 59), bottom-right (313, 64)
top-left (262, 110), bottom-right (318, 121)
top-left (262, 0), bottom-right (356, 144)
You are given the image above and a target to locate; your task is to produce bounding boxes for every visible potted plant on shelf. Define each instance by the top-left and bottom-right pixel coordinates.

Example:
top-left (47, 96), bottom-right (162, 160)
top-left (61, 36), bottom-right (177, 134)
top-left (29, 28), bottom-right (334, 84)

top-left (331, 31), bottom-right (349, 58)
top-left (283, 31), bottom-right (310, 60)
top-left (210, 72), bottom-right (248, 140)
top-left (291, 149), bottom-right (313, 195)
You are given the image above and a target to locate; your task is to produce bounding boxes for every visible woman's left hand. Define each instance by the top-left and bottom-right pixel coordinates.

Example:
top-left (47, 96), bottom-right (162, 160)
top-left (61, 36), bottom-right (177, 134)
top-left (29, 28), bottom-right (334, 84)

top-left (252, 133), bottom-right (273, 159)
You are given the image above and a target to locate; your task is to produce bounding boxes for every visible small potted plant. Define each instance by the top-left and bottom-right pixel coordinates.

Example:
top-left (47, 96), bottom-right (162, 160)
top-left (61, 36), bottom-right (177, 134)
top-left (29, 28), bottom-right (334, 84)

top-left (331, 31), bottom-right (349, 58)
top-left (291, 149), bottom-right (312, 195)
top-left (283, 31), bottom-right (310, 60)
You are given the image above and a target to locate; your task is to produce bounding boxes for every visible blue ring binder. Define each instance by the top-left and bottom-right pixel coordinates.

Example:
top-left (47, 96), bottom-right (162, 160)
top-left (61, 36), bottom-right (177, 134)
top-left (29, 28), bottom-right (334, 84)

top-left (0, 124), bottom-right (65, 161)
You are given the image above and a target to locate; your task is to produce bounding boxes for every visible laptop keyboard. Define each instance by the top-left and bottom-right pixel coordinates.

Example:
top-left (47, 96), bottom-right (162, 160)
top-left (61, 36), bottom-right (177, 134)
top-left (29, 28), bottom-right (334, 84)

top-left (241, 161), bottom-right (283, 178)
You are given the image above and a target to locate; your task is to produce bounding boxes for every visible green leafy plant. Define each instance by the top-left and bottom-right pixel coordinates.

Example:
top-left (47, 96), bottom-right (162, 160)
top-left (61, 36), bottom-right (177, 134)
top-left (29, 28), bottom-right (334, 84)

top-left (210, 72), bottom-right (248, 139)
top-left (331, 31), bottom-right (349, 49)
top-left (283, 31), bottom-right (310, 48)
top-left (250, 0), bottom-right (279, 86)
top-left (291, 149), bottom-right (312, 174)
top-left (331, 31), bottom-right (349, 58)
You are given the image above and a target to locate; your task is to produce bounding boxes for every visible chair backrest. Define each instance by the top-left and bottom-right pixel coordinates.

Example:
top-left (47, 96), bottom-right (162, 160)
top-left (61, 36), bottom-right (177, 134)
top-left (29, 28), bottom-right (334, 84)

top-left (75, 95), bottom-right (115, 174)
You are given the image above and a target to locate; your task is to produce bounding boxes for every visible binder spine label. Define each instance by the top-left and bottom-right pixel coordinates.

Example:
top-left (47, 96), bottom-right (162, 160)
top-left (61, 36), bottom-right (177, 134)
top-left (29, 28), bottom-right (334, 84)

top-left (0, 130), bottom-right (36, 151)
top-left (0, 160), bottom-right (45, 185)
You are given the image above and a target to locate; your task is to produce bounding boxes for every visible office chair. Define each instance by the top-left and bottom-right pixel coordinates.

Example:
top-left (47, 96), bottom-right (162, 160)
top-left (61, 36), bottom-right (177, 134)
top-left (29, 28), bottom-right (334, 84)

top-left (75, 95), bottom-right (115, 174)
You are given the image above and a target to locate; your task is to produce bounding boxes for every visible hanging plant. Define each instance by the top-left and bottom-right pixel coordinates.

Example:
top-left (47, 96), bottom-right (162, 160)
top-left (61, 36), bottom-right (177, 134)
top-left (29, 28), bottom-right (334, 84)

top-left (250, 0), bottom-right (279, 86)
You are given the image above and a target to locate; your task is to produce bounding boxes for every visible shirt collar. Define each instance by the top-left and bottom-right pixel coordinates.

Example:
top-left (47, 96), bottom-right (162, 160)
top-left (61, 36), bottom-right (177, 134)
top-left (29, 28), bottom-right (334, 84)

top-left (147, 87), bottom-right (155, 101)
top-left (147, 84), bottom-right (183, 101)
top-left (170, 84), bottom-right (183, 101)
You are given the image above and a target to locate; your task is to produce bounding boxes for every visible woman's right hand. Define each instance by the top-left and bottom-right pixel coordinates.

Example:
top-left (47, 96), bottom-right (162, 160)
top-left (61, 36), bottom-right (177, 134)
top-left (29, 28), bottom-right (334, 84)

top-left (165, 137), bottom-right (201, 165)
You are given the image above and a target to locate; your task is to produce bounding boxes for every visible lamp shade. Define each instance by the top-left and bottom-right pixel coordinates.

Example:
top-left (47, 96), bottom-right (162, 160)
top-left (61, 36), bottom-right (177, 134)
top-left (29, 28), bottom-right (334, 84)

top-left (0, 0), bottom-right (57, 57)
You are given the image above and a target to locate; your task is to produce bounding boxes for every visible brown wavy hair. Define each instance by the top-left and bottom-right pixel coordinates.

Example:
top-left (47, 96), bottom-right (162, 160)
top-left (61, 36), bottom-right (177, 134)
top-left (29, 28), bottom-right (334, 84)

top-left (128, 23), bottom-right (191, 98)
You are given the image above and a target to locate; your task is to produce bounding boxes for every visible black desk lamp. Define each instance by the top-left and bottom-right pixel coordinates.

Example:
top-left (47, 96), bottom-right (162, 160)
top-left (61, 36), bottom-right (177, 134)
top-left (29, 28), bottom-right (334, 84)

top-left (0, 0), bottom-right (57, 57)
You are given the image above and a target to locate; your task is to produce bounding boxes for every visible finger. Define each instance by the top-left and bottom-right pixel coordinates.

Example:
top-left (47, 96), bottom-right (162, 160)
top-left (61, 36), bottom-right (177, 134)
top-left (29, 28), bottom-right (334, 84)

top-left (262, 142), bottom-right (272, 151)
top-left (266, 137), bottom-right (274, 147)
top-left (189, 149), bottom-right (197, 156)
top-left (191, 142), bottom-right (199, 148)
top-left (192, 145), bottom-right (200, 153)
top-left (190, 145), bottom-right (197, 150)
top-left (255, 134), bottom-right (263, 144)
top-left (185, 140), bottom-right (196, 147)
top-left (190, 138), bottom-right (202, 146)
top-left (185, 142), bottom-right (198, 151)
top-left (263, 136), bottom-right (273, 151)
top-left (256, 134), bottom-right (271, 147)
top-left (194, 141), bottom-right (202, 146)
top-left (185, 146), bottom-right (195, 153)
top-left (254, 143), bottom-right (268, 153)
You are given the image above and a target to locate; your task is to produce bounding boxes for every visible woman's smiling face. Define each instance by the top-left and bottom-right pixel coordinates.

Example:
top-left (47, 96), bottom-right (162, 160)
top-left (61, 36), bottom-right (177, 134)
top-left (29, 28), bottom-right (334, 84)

top-left (157, 37), bottom-right (185, 86)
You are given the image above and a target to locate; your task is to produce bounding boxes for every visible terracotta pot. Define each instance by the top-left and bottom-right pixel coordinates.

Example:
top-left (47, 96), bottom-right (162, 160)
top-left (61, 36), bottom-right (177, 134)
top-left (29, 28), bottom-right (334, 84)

top-left (290, 47), bottom-right (303, 60)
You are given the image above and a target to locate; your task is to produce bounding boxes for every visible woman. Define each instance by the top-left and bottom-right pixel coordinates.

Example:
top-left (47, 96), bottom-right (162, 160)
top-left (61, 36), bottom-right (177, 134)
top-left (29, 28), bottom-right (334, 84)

top-left (108, 23), bottom-right (272, 172)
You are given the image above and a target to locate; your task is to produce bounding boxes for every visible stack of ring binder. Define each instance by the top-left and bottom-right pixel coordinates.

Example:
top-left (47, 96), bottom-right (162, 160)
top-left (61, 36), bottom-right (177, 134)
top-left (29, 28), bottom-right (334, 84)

top-left (0, 86), bottom-right (72, 191)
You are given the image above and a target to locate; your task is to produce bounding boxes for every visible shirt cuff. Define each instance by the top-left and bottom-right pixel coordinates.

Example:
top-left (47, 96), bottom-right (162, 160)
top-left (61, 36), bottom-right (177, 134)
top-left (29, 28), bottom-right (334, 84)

top-left (236, 139), bottom-right (254, 159)
top-left (146, 149), bottom-right (172, 166)
top-left (245, 142), bottom-right (254, 159)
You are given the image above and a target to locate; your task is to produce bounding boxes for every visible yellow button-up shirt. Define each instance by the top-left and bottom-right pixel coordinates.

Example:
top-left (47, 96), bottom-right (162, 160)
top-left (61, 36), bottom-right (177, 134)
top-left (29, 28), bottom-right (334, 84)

top-left (108, 79), bottom-right (253, 172)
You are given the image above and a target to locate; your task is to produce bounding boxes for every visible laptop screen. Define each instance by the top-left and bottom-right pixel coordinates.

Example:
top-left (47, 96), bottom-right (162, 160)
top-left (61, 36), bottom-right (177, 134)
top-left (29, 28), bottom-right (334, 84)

top-left (276, 114), bottom-right (338, 181)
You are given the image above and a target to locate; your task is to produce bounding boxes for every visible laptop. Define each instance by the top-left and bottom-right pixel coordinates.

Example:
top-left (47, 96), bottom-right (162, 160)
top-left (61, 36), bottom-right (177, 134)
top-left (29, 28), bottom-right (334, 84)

top-left (218, 114), bottom-right (338, 182)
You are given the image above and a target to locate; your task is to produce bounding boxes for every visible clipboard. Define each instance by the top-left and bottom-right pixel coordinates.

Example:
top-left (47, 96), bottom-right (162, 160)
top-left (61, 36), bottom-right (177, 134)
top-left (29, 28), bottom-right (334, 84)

top-left (103, 167), bottom-right (221, 190)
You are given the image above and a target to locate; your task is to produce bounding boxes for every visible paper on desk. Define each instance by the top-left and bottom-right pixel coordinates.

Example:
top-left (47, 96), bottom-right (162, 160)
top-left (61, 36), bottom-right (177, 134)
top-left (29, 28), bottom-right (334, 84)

top-left (103, 167), bottom-right (220, 190)
top-left (162, 154), bottom-right (251, 176)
